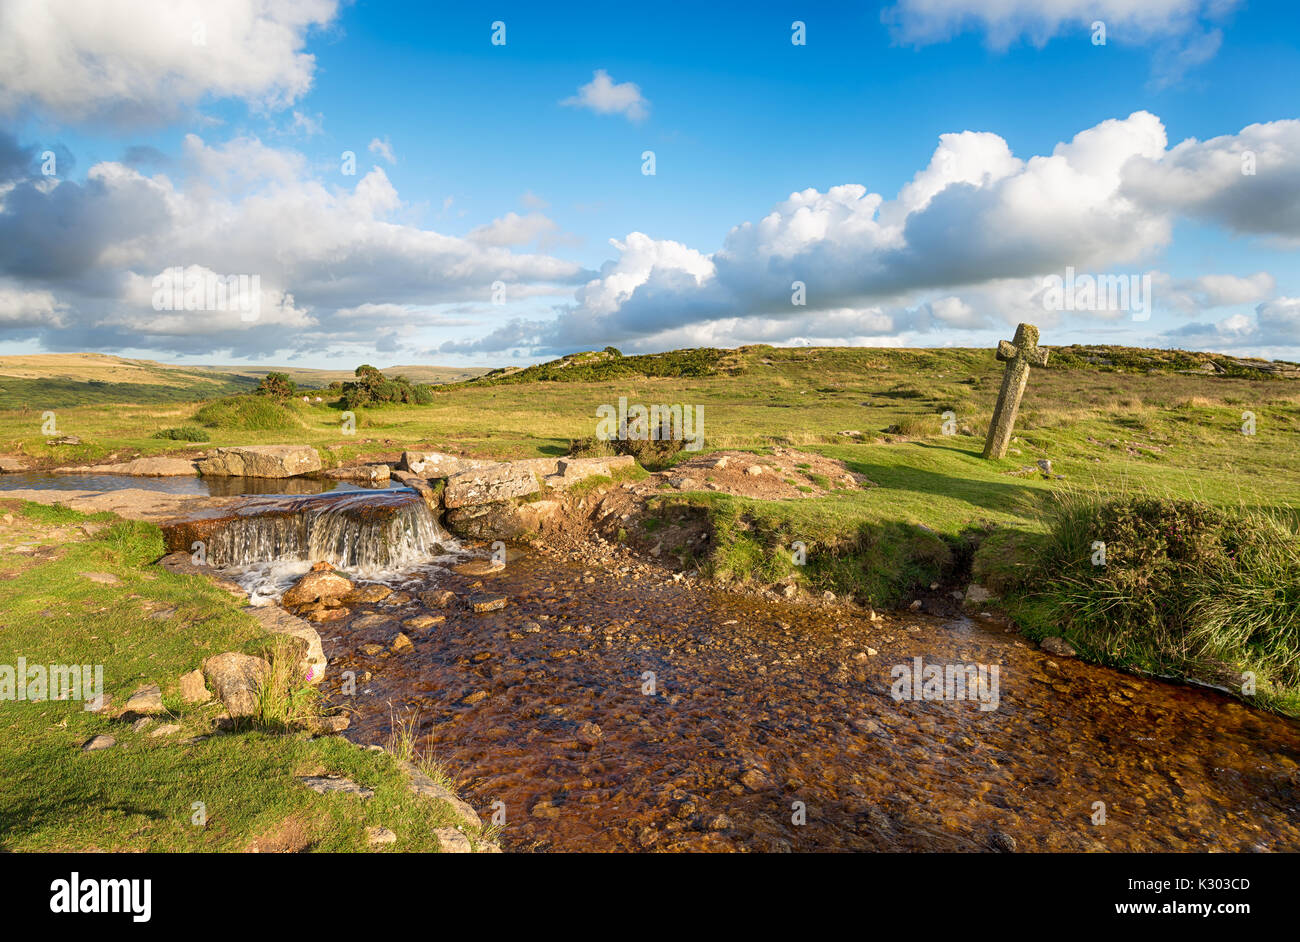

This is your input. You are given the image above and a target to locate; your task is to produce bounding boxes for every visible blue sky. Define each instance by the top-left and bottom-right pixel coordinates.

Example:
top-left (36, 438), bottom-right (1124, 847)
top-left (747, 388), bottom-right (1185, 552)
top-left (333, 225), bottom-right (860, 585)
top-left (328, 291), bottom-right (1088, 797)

top-left (1, 0), bottom-right (1298, 367)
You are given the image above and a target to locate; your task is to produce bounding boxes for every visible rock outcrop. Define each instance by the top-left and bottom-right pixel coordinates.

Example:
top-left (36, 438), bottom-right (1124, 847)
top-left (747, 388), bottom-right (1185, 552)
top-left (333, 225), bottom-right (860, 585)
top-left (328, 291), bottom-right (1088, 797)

top-left (444, 498), bottom-right (561, 540)
top-left (196, 445), bottom-right (321, 478)
top-left (443, 463), bottom-right (543, 509)
top-left (442, 456), bottom-right (634, 510)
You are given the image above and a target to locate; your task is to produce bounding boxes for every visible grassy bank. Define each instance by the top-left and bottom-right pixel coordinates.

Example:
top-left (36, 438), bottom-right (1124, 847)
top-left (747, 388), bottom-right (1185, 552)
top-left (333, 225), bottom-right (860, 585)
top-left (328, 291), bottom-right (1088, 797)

top-left (0, 501), bottom-right (484, 851)
top-left (974, 493), bottom-right (1300, 714)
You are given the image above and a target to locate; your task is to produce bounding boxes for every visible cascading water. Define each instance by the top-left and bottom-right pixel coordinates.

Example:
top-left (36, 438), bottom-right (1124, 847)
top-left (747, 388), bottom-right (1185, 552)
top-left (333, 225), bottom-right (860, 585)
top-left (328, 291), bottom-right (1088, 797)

top-left (169, 488), bottom-right (453, 571)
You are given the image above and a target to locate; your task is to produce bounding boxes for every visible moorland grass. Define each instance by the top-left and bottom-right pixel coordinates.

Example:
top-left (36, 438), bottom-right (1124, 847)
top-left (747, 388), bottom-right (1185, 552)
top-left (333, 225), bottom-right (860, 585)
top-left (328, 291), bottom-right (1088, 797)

top-left (0, 501), bottom-right (484, 851)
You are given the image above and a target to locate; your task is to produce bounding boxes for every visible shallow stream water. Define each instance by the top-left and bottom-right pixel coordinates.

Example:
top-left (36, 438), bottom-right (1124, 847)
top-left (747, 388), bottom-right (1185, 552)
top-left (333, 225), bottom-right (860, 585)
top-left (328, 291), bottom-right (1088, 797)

top-left (317, 548), bottom-right (1300, 853)
top-left (0, 471), bottom-right (398, 497)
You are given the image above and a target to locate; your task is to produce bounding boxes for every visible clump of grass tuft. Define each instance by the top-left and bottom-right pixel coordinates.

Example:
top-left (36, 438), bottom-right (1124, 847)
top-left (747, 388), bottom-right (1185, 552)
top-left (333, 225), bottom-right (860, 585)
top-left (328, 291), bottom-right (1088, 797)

top-left (151, 425), bottom-right (208, 441)
top-left (254, 639), bottom-right (320, 730)
top-left (995, 490), bottom-right (1300, 714)
top-left (385, 704), bottom-right (422, 761)
top-left (890, 414), bottom-right (943, 437)
top-left (194, 395), bottom-right (304, 431)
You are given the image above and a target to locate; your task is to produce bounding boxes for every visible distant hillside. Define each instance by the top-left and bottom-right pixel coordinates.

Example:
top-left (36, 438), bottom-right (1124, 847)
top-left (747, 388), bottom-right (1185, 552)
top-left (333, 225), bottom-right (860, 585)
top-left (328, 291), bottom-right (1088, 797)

top-left (0, 353), bottom-right (256, 410)
top-left (466, 347), bottom-right (738, 386)
top-left (200, 363), bottom-right (492, 388)
top-left (456, 343), bottom-right (1300, 388)
top-left (0, 353), bottom-right (493, 409)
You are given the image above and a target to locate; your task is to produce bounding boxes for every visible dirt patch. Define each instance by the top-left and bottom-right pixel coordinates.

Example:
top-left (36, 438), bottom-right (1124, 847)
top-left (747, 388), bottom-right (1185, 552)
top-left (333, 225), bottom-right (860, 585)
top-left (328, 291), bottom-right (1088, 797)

top-left (245, 813), bottom-right (313, 853)
top-left (647, 447), bottom-right (871, 500)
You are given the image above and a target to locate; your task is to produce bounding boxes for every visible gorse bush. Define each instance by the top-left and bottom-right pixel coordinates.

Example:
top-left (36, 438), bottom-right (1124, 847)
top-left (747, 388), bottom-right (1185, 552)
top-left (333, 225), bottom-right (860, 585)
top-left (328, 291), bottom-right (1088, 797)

top-left (340, 365), bottom-right (435, 408)
top-left (253, 371), bottom-right (297, 398)
top-left (1002, 492), bottom-right (1300, 711)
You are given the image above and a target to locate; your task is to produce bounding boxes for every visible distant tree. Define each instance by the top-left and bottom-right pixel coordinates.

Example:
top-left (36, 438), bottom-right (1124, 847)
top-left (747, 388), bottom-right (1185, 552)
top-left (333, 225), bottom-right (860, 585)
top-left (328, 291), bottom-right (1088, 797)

top-left (254, 371), bottom-right (297, 398)
top-left (603, 346), bottom-right (623, 357)
top-left (340, 365), bottom-right (433, 408)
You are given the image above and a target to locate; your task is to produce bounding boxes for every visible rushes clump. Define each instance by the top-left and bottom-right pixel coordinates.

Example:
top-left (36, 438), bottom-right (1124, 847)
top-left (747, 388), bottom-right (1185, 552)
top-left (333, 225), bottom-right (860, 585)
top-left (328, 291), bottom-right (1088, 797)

top-left (1003, 490), bottom-right (1300, 713)
top-left (254, 639), bottom-right (319, 729)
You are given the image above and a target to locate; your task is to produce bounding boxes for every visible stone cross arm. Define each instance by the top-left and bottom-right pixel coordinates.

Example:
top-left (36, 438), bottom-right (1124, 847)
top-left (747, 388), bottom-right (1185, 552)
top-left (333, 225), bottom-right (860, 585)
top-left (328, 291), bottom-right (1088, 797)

top-left (997, 327), bottom-right (1050, 367)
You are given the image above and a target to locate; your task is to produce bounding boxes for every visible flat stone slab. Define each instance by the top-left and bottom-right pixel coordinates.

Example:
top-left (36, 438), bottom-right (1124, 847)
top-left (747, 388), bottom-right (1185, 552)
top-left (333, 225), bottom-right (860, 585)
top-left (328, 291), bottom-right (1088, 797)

top-left (443, 463), bottom-right (543, 509)
top-left (433, 827), bottom-right (473, 853)
top-left (70, 457), bottom-right (199, 476)
top-left (323, 464), bottom-right (390, 483)
top-left (197, 445), bottom-right (321, 478)
top-left (122, 683), bottom-right (164, 715)
top-left (544, 455), bottom-right (635, 488)
top-left (398, 451), bottom-right (491, 478)
top-left (367, 826), bottom-right (398, 845)
top-left (2, 488), bottom-right (231, 523)
top-left (298, 775), bottom-right (374, 799)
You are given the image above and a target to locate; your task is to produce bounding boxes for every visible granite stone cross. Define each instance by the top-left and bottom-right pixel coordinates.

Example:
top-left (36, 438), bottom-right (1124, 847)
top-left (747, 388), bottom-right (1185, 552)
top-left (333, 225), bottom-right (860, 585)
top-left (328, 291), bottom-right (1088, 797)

top-left (982, 323), bottom-right (1049, 460)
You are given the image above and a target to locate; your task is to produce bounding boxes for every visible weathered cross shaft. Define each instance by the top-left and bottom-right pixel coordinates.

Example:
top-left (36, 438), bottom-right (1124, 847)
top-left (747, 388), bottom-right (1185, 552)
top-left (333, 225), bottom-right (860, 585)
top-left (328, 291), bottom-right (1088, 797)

top-left (982, 323), bottom-right (1049, 460)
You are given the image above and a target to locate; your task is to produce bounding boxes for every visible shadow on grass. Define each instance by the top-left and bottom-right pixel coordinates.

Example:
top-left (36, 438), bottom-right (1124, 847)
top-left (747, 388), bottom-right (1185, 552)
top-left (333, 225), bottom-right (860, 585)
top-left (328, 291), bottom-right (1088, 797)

top-left (838, 450), bottom-right (1050, 520)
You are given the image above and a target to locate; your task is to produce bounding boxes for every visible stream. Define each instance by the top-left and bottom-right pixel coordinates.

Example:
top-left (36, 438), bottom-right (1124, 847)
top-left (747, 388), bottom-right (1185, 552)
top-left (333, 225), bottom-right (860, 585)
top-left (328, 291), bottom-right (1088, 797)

top-left (316, 547), bottom-right (1300, 853)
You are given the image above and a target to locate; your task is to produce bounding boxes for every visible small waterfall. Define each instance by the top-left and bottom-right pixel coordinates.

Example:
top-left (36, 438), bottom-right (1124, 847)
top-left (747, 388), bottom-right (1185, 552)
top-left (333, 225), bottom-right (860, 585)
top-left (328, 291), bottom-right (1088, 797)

top-left (177, 489), bottom-right (451, 570)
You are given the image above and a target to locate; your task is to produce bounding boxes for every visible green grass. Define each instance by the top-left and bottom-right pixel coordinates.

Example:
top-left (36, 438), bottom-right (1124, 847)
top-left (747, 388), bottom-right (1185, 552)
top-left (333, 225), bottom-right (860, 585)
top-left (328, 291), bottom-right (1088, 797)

top-left (0, 501), bottom-right (485, 851)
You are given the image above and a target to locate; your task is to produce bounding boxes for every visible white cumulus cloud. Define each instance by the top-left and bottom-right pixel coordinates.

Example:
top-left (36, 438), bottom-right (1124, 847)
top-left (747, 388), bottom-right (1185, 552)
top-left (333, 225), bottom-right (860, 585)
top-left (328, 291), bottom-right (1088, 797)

top-left (0, 0), bottom-right (339, 123)
top-left (561, 70), bottom-right (650, 122)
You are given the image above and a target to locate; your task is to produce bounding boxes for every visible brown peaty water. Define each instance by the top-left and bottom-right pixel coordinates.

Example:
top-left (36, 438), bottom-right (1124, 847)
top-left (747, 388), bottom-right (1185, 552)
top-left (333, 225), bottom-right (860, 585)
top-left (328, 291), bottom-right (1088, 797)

top-left (319, 548), bottom-right (1300, 852)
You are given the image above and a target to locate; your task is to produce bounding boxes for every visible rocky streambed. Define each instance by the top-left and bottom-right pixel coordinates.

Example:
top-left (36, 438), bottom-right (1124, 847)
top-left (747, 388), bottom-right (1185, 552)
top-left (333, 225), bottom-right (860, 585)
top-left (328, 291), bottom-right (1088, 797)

top-left (311, 546), bottom-right (1300, 853)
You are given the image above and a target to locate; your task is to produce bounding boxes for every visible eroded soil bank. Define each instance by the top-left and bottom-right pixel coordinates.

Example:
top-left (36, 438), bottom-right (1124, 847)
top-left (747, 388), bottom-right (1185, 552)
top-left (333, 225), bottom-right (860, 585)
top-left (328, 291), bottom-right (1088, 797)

top-left (320, 547), bottom-right (1300, 853)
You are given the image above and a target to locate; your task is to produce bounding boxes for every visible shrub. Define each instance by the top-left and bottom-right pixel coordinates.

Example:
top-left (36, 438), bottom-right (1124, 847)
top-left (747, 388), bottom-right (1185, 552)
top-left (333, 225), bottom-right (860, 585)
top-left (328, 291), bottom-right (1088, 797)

top-left (254, 372), bottom-right (297, 398)
top-left (568, 433), bottom-right (684, 470)
top-left (340, 365), bottom-right (435, 408)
